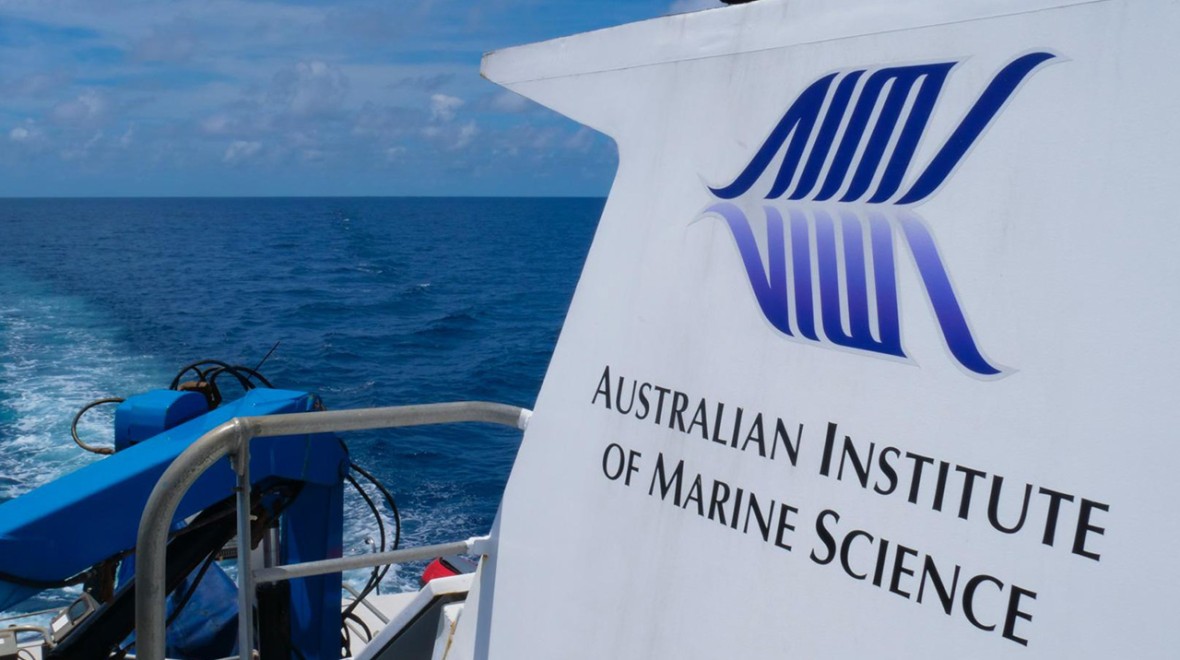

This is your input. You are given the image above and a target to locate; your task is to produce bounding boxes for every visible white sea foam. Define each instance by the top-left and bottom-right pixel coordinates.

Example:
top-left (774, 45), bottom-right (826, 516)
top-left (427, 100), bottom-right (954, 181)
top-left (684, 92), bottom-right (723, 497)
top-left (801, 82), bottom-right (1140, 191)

top-left (0, 273), bottom-right (485, 617)
top-left (341, 477), bottom-right (480, 594)
top-left (0, 276), bottom-right (167, 616)
top-left (0, 282), bottom-right (164, 501)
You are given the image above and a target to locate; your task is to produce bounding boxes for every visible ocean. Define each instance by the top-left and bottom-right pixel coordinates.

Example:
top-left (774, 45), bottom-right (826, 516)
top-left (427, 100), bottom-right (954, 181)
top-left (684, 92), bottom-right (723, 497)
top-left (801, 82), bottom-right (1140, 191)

top-left (0, 196), bottom-right (601, 611)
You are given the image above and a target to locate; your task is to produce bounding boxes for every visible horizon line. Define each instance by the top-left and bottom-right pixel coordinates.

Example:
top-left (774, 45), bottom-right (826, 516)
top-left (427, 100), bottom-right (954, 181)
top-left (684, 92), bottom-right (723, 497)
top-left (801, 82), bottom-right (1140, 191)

top-left (0, 194), bottom-right (609, 201)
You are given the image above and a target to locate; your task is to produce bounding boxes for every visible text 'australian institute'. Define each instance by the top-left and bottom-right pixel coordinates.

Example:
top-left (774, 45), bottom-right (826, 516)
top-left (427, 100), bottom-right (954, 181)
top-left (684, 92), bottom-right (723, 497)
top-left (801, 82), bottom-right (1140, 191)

top-left (590, 365), bottom-right (1112, 647)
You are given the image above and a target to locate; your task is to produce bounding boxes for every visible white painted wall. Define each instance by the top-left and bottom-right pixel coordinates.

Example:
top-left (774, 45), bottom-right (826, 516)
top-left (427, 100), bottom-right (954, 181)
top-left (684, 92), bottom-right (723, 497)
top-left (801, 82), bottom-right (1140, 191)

top-left (480, 1), bottom-right (1180, 656)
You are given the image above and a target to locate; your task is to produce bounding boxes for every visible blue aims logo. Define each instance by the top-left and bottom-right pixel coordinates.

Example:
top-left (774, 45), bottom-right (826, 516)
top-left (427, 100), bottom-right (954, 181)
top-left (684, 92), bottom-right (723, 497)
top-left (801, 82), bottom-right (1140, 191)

top-left (704, 53), bottom-right (1056, 377)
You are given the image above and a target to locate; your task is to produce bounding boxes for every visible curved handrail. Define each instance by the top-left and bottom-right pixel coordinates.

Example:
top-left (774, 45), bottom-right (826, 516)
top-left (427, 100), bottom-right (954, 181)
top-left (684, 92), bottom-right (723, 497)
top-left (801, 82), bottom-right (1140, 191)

top-left (134, 401), bottom-right (531, 660)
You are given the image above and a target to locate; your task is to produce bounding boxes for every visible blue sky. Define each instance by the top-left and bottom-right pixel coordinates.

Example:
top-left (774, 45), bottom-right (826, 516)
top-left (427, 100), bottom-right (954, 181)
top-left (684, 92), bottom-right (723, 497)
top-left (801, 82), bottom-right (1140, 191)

top-left (0, 0), bottom-right (721, 197)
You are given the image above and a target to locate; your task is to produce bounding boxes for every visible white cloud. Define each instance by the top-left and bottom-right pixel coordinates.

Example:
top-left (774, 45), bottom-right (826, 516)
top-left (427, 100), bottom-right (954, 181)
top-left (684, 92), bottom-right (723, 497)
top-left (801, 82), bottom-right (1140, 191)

top-left (51, 90), bottom-right (108, 125)
top-left (285, 130), bottom-right (320, 149)
top-left (564, 127), bottom-right (595, 152)
top-left (7, 121), bottom-right (43, 149)
top-left (0, 0), bottom-right (631, 194)
top-left (490, 91), bottom-right (530, 113)
top-left (201, 114), bottom-right (235, 136)
top-left (430, 93), bottom-right (463, 122)
top-left (270, 61), bottom-right (349, 118)
top-left (454, 120), bottom-right (478, 149)
top-left (669, 0), bottom-right (722, 14)
top-left (420, 117), bottom-right (478, 150)
top-left (134, 22), bottom-right (199, 62)
top-left (59, 131), bottom-right (105, 161)
top-left (388, 73), bottom-right (454, 93)
top-left (223, 140), bottom-right (262, 163)
top-left (8, 72), bottom-right (70, 98)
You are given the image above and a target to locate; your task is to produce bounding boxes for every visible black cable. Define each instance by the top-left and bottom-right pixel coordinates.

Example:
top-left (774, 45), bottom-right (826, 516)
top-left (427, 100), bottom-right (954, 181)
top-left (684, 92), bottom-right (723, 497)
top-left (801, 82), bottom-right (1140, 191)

top-left (345, 610), bottom-right (372, 641)
top-left (108, 482), bottom-right (298, 659)
top-left (206, 366), bottom-right (254, 392)
top-left (205, 364), bottom-right (275, 392)
top-left (0, 567), bottom-right (94, 590)
top-left (71, 397), bottom-right (124, 455)
top-left (2, 460), bottom-right (292, 595)
top-left (349, 462), bottom-right (401, 551)
top-left (342, 474), bottom-right (385, 622)
top-left (252, 341), bottom-right (281, 373)
top-left (347, 475), bottom-right (386, 556)
top-left (339, 461), bottom-right (404, 633)
top-left (170, 360), bottom-right (234, 389)
top-left (0, 505), bottom-right (229, 589)
top-left (164, 548), bottom-right (219, 628)
top-left (171, 502), bottom-right (236, 537)
top-left (228, 365), bottom-right (274, 389)
top-left (349, 463), bottom-right (401, 603)
top-left (340, 610), bottom-right (374, 658)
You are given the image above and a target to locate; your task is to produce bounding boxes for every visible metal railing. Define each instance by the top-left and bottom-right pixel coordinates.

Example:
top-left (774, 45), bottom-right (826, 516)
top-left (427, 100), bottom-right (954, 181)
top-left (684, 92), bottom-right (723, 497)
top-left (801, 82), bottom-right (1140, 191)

top-left (134, 401), bottom-right (531, 660)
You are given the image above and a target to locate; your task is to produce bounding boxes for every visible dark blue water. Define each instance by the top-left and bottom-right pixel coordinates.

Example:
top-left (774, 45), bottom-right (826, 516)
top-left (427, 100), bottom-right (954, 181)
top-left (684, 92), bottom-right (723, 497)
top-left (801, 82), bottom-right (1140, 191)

top-left (0, 197), bottom-right (600, 603)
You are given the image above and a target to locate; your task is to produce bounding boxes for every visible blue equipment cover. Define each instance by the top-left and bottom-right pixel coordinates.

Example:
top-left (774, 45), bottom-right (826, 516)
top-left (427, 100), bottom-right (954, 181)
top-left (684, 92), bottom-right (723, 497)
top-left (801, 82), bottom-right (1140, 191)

top-left (0, 388), bottom-right (347, 611)
top-left (114, 390), bottom-right (209, 451)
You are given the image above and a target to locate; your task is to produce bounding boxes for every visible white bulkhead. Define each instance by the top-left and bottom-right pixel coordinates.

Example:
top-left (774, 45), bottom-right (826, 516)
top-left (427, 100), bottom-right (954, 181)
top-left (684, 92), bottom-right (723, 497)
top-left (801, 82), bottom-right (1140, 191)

top-left (467, 0), bottom-right (1180, 657)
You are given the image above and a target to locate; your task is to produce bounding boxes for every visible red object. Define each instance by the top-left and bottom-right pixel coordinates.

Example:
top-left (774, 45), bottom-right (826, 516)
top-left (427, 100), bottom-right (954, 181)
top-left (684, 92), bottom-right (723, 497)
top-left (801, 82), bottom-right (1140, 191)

top-left (420, 557), bottom-right (460, 585)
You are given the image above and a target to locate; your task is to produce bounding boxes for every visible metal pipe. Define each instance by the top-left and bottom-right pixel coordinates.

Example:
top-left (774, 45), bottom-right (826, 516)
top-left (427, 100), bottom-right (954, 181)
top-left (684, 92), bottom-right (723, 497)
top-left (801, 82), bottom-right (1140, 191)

top-left (135, 417), bottom-right (244, 660)
top-left (232, 436), bottom-right (254, 659)
top-left (134, 402), bottom-right (529, 660)
top-left (254, 537), bottom-right (487, 584)
top-left (4, 625), bottom-right (54, 648)
top-left (342, 583), bottom-right (390, 625)
top-left (240, 401), bottom-right (531, 437)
